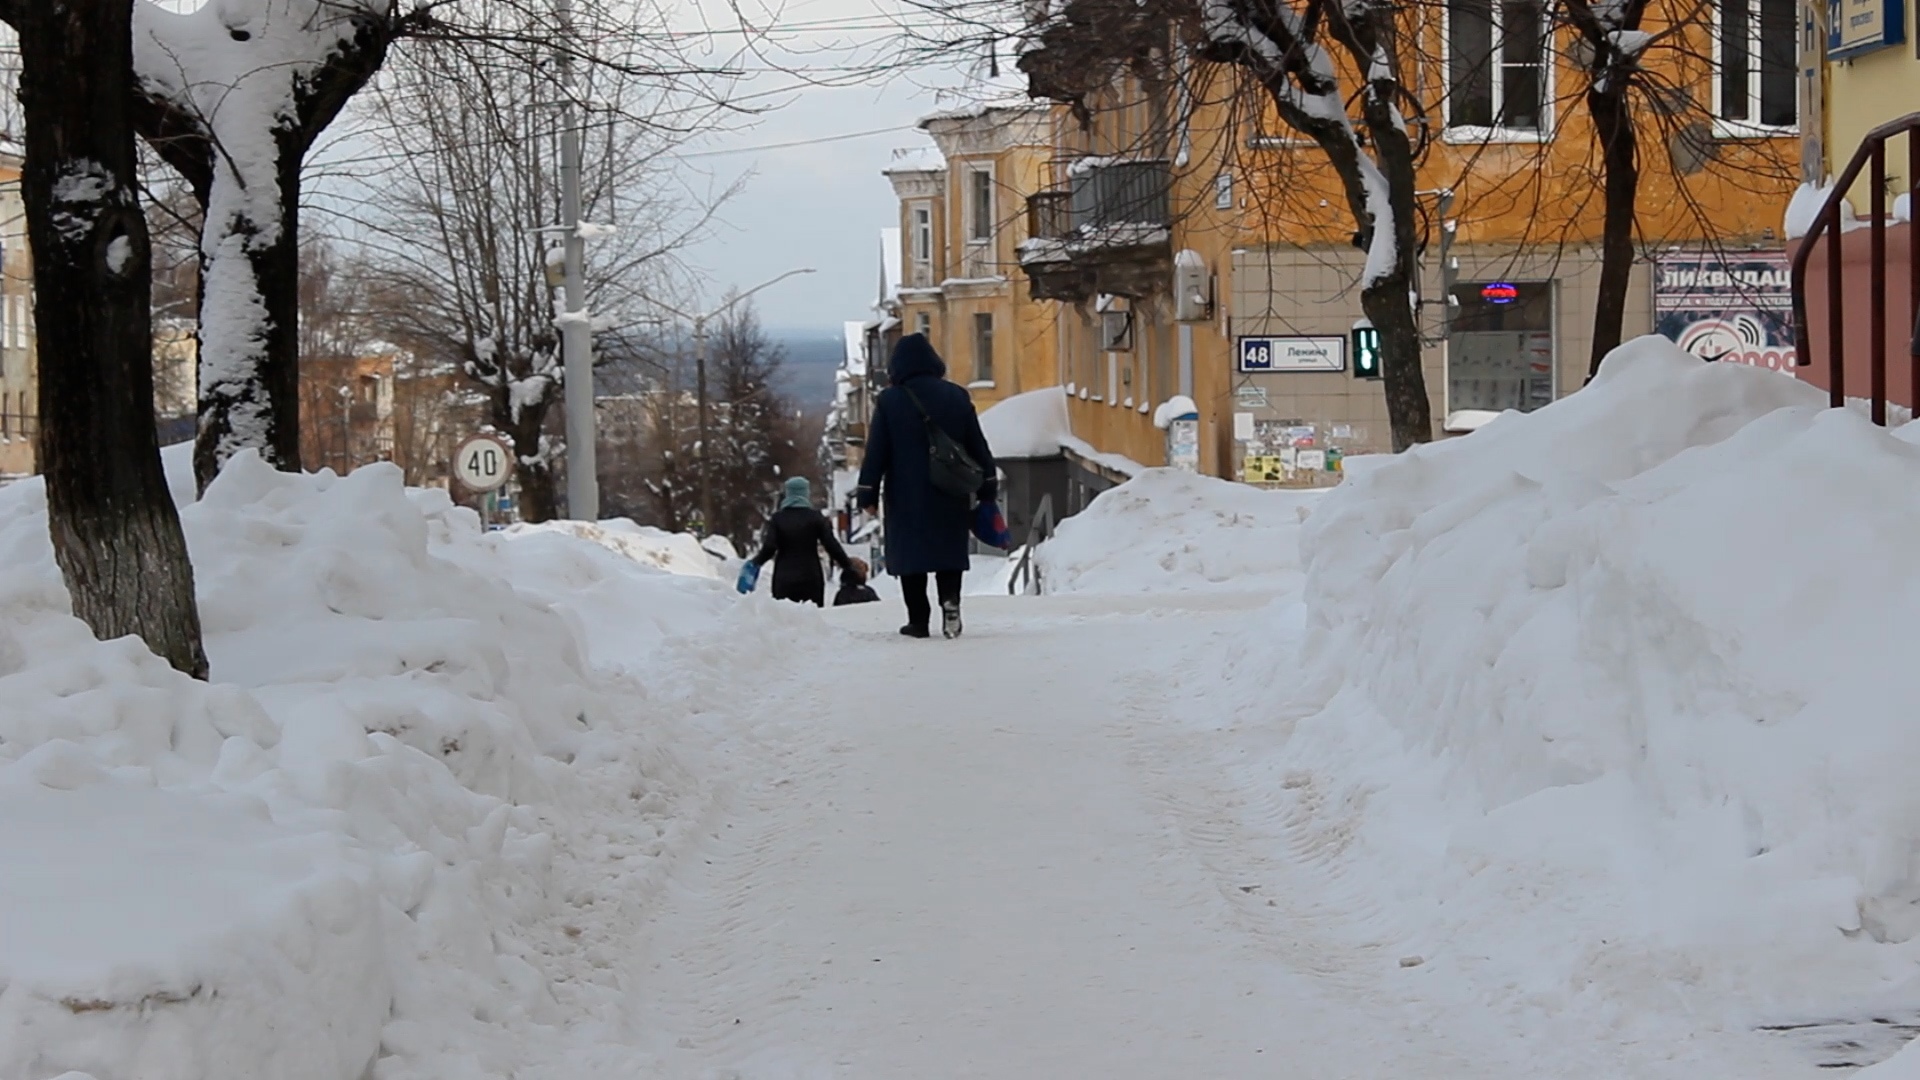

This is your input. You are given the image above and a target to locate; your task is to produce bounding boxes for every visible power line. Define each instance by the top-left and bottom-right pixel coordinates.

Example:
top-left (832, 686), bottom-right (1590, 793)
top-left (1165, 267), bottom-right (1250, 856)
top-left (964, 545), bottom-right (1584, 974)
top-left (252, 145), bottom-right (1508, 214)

top-left (672, 123), bottom-right (922, 159)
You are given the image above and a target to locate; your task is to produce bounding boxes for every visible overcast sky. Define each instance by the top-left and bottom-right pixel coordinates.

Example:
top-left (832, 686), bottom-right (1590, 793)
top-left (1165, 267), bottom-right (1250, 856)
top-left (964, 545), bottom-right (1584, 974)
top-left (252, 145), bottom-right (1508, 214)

top-left (672, 0), bottom-right (988, 332)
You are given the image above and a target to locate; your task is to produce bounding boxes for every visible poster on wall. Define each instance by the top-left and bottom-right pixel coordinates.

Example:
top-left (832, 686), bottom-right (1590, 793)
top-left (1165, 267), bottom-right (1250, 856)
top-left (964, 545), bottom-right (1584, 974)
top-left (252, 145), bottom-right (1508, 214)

top-left (1166, 417), bottom-right (1200, 472)
top-left (1652, 253), bottom-right (1797, 375)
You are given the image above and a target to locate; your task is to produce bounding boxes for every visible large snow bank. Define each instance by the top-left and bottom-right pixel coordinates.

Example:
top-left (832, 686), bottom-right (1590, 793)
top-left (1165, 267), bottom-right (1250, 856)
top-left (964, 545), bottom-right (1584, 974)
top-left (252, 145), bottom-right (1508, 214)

top-left (979, 385), bottom-right (1072, 459)
top-left (0, 450), bottom-right (757, 1079)
top-left (505, 517), bottom-right (727, 580)
top-left (1191, 336), bottom-right (1920, 1066)
top-left (1035, 469), bottom-right (1323, 595)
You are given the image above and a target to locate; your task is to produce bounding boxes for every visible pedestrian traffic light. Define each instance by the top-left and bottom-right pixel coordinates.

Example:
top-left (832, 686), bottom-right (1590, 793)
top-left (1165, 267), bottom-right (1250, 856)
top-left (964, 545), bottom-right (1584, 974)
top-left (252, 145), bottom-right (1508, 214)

top-left (1352, 324), bottom-right (1382, 379)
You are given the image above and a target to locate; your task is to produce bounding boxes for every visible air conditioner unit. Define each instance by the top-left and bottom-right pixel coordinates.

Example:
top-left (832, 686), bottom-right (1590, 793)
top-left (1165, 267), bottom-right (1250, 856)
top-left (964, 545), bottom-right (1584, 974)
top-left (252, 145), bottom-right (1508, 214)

top-left (1100, 309), bottom-right (1134, 352)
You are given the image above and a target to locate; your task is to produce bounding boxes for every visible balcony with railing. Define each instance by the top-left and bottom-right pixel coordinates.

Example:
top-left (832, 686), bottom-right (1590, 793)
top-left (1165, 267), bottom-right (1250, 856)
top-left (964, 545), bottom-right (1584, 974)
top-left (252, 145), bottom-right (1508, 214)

top-left (1017, 157), bottom-right (1173, 302)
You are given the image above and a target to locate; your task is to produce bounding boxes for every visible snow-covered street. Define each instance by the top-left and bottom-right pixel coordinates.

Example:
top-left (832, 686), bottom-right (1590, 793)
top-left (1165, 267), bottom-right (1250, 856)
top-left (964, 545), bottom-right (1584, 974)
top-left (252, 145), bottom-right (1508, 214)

top-left (15, 342), bottom-right (1920, 1079)
top-left (624, 590), bottom-right (1511, 1078)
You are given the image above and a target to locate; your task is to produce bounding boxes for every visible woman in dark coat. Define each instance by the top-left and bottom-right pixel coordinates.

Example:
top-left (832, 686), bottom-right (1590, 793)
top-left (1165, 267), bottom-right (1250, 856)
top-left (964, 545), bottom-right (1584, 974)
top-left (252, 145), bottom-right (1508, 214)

top-left (856, 334), bottom-right (997, 639)
top-left (750, 476), bottom-right (854, 607)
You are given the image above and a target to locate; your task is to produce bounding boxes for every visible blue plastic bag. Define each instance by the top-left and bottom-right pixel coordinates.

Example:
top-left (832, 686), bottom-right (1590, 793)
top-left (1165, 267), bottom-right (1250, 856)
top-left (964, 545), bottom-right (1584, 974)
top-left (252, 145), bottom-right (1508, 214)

top-left (972, 501), bottom-right (1011, 550)
top-left (736, 560), bottom-right (760, 594)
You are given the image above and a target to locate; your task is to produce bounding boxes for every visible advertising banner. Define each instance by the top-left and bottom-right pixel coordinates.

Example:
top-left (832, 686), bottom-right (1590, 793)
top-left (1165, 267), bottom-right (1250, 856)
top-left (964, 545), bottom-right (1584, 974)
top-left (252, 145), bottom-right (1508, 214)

top-left (1652, 253), bottom-right (1797, 375)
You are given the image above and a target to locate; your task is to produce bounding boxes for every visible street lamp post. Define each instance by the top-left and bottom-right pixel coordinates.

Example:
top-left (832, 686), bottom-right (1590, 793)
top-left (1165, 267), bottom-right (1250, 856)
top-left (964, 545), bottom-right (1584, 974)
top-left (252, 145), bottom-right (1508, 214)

top-left (646, 267), bottom-right (815, 535)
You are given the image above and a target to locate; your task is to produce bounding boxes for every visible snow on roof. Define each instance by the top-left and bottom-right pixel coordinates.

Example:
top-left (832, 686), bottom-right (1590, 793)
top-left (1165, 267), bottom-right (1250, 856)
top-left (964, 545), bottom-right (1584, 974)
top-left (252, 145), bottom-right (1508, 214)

top-left (879, 228), bottom-right (903, 305)
top-left (1061, 436), bottom-right (1146, 479)
top-left (884, 145), bottom-right (945, 173)
top-left (919, 90), bottom-right (1042, 126)
top-left (842, 321), bottom-right (867, 375)
top-left (979, 386), bottom-right (1073, 459)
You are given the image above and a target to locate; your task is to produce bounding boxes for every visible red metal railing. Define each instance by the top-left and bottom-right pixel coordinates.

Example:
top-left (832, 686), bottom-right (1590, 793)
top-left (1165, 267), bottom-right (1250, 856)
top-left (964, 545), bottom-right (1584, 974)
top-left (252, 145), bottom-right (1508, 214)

top-left (1790, 112), bottom-right (1920, 425)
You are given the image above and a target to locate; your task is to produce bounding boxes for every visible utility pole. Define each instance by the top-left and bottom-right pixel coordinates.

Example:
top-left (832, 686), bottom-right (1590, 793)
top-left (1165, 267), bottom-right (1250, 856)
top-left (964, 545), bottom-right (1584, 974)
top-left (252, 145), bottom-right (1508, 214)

top-left (694, 315), bottom-right (711, 534)
top-left (554, 0), bottom-right (598, 522)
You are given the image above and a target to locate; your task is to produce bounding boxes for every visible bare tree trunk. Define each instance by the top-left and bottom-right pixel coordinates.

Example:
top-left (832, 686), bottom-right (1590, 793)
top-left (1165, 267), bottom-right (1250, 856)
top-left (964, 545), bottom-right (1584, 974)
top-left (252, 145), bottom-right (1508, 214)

top-left (1587, 83), bottom-right (1638, 378)
top-left (1355, 69), bottom-right (1435, 451)
top-left (496, 398), bottom-right (558, 522)
top-left (133, 18), bottom-right (395, 491)
top-left (10, 0), bottom-right (209, 679)
top-left (193, 150), bottom-right (302, 490)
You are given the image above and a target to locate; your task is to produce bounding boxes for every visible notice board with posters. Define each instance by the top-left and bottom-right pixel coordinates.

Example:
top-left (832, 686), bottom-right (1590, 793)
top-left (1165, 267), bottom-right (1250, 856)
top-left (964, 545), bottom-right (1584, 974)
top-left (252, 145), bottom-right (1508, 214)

top-left (1652, 253), bottom-right (1797, 375)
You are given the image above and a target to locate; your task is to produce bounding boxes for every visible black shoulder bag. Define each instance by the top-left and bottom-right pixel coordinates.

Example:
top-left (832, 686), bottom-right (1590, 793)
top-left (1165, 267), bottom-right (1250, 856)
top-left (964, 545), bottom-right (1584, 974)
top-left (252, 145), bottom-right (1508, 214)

top-left (901, 386), bottom-right (985, 502)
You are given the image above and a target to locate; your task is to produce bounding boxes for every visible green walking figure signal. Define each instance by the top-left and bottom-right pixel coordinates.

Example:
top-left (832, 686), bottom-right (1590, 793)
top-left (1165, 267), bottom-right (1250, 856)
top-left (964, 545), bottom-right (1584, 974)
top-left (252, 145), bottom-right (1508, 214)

top-left (1352, 324), bottom-right (1383, 380)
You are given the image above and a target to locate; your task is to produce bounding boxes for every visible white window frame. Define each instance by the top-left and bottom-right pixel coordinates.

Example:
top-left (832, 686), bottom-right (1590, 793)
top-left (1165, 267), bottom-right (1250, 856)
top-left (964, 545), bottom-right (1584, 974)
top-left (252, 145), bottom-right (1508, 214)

top-left (972, 311), bottom-right (996, 387)
top-left (966, 166), bottom-right (994, 245)
top-left (915, 311), bottom-right (931, 338)
top-left (1441, 0), bottom-right (1553, 145)
top-left (910, 203), bottom-right (933, 269)
top-left (1711, 0), bottom-right (1799, 139)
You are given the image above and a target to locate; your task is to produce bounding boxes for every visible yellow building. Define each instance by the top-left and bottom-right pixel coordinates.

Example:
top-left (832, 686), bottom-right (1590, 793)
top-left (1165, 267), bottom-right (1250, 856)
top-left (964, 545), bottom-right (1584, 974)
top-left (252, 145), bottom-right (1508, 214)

top-left (1818, 0), bottom-right (1913, 199)
top-left (882, 101), bottom-right (1058, 411)
top-left (1008, 0), bottom-right (1801, 484)
top-left (0, 145), bottom-right (36, 480)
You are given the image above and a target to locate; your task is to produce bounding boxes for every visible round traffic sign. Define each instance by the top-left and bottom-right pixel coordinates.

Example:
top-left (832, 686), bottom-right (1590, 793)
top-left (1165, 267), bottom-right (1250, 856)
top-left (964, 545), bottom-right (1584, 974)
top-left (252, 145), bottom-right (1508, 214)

top-left (452, 433), bottom-right (514, 493)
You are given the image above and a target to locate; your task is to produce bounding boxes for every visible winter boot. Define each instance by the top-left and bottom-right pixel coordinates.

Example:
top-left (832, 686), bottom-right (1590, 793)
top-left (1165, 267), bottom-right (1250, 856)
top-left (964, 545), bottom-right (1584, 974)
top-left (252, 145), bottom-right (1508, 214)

top-left (941, 600), bottom-right (962, 640)
top-left (900, 623), bottom-right (930, 639)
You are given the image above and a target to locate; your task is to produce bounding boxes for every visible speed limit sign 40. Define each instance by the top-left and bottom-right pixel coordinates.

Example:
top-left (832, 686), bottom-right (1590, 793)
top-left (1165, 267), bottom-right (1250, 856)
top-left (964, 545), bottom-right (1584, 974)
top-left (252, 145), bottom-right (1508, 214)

top-left (453, 433), bottom-right (514, 493)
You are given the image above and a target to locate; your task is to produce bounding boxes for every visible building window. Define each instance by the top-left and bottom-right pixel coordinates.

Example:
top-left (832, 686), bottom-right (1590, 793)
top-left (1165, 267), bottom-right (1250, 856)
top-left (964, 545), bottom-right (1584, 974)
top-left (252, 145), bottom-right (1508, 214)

top-left (911, 204), bottom-right (933, 267)
top-left (1447, 0), bottom-right (1546, 132)
top-left (1449, 281), bottom-right (1556, 415)
top-left (968, 168), bottom-right (993, 243)
top-left (972, 312), bottom-right (994, 384)
top-left (1716, 0), bottom-right (1796, 131)
top-left (915, 312), bottom-right (931, 338)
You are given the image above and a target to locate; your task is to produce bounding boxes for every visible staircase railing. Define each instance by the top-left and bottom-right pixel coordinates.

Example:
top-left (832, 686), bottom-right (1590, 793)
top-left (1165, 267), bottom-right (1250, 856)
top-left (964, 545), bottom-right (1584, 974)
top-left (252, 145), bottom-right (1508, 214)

top-left (1790, 112), bottom-right (1920, 425)
top-left (1007, 493), bottom-right (1057, 596)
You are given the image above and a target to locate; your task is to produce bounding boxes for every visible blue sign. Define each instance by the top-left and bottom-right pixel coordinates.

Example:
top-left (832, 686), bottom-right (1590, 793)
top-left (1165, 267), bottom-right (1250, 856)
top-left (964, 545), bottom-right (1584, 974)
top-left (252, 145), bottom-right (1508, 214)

top-left (1830, 0), bottom-right (1905, 59)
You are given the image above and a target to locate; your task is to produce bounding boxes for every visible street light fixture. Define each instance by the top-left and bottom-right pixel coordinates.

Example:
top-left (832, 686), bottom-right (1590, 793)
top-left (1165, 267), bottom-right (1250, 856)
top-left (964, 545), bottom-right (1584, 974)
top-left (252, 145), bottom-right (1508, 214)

top-left (642, 267), bottom-right (816, 535)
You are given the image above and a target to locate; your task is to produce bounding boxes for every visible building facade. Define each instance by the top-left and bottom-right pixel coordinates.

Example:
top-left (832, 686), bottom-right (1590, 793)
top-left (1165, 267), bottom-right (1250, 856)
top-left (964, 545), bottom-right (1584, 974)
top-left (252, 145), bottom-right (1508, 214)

top-left (883, 103), bottom-right (1059, 411)
top-left (993, 0), bottom-right (1802, 486)
top-left (0, 146), bottom-right (34, 479)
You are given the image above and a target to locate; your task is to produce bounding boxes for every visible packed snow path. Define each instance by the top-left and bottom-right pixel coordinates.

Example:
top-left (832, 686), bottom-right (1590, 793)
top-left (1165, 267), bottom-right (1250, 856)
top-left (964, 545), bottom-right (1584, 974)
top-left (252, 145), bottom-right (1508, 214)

top-left (627, 592), bottom-right (1509, 1079)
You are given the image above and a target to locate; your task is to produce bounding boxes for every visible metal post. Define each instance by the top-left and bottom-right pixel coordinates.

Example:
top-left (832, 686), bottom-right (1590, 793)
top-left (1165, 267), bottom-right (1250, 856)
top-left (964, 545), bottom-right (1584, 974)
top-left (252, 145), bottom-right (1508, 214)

top-left (555, 0), bottom-right (598, 521)
top-left (1178, 323), bottom-right (1193, 398)
top-left (695, 318), bottom-right (711, 534)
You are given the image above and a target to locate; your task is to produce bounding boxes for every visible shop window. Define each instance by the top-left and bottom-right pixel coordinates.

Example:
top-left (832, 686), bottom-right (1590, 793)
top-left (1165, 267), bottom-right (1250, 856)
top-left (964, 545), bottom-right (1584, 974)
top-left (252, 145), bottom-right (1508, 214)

top-left (1449, 281), bottom-right (1555, 414)
top-left (1448, 0), bottom-right (1547, 133)
top-left (1716, 0), bottom-right (1796, 131)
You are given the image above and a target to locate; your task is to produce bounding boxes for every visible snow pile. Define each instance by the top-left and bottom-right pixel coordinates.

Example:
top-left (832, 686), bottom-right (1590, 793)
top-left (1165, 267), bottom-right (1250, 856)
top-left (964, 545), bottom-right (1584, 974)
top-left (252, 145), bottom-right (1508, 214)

top-left (1785, 180), bottom-right (1863, 240)
top-left (1035, 469), bottom-right (1322, 595)
top-left (1152, 394), bottom-right (1197, 429)
top-left (979, 385), bottom-right (1071, 459)
top-left (505, 518), bottom-right (727, 580)
top-left (0, 450), bottom-right (759, 1080)
top-left (1197, 336), bottom-right (1920, 1064)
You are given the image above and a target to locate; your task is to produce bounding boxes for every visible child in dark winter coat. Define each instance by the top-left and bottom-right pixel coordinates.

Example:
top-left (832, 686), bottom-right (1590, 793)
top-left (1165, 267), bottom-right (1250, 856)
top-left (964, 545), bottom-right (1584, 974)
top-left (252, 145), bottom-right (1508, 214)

top-left (832, 558), bottom-right (880, 607)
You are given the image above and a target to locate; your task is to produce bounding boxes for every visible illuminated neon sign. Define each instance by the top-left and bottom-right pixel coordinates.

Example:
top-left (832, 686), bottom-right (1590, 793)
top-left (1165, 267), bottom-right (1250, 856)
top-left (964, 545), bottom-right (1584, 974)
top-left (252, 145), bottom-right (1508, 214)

top-left (1481, 282), bottom-right (1520, 304)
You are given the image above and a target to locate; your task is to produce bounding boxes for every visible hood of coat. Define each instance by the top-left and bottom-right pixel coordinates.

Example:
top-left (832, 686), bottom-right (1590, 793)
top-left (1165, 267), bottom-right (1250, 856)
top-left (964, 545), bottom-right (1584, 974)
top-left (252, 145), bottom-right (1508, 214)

top-left (778, 476), bottom-right (812, 510)
top-left (888, 333), bottom-right (947, 386)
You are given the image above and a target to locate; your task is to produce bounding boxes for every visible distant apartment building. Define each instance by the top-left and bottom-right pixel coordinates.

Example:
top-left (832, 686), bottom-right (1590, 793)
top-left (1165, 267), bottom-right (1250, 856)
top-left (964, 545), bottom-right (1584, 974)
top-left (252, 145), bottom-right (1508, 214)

top-left (0, 144), bottom-right (34, 480)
